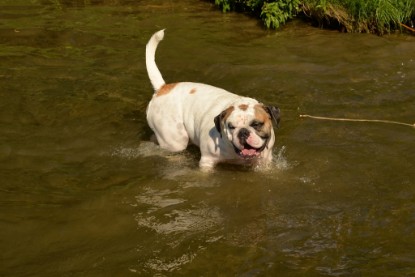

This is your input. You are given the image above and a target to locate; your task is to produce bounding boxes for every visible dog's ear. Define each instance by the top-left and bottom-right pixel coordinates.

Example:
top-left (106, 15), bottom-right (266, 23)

top-left (214, 106), bottom-right (235, 138)
top-left (214, 112), bottom-right (223, 137)
top-left (265, 106), bottom-right (281, 128)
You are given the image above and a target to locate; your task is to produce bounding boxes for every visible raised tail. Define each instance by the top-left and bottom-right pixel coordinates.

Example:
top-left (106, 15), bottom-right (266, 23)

top-left (146, 29), bottom-right (166, 92)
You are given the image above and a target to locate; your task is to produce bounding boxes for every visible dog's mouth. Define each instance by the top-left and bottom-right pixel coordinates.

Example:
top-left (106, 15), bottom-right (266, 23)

top-left (233, 142), bottom-right (264, 159)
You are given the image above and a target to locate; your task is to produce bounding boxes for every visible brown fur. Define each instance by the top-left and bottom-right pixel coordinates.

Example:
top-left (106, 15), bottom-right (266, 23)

top-left (253, 104), bottom-right (273, 136)
top-left (238, 104), bottom-right (249, 111)
top-left (156, 83), bottom-right (178, 97)
top-left (214, 106), bottom-right (236, 136)
top-left (223, 106), bottom-right (235, 121)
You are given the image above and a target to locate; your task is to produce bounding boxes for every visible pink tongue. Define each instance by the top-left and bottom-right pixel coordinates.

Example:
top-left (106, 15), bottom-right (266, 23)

top-left (241, 148), bottom-right (258, 156)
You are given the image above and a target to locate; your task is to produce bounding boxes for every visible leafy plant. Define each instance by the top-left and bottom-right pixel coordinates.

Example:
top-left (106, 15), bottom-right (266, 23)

top-left (212, 0), bottom-right (415, 34)
top-left (213, 0), bottom-right (301, 29)
top-left (261, 0), bottom-right (301, 29)
top-left (215, 0), bottom-right (231, 12)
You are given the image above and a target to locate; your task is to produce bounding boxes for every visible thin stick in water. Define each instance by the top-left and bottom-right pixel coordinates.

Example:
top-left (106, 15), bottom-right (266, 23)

top-left (299, 114), bottom-right (415, 128)
top-left (400, 22), bottom-right (415, 33)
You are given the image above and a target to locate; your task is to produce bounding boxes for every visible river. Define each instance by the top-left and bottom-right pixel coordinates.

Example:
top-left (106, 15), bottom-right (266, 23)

top-left (1, 0), bottom-right (415, 275)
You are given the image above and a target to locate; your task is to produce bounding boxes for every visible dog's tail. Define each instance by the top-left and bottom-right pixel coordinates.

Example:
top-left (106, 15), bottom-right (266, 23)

top-left (146, 29), bottom-right (166, 92)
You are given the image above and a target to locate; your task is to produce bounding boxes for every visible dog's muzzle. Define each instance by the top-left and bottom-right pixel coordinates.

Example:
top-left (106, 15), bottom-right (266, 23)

top-left (233, 128), bottom-right (269, 159)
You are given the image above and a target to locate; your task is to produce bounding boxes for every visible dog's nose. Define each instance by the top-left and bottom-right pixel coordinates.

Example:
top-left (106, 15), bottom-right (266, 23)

top-left (238, 128), bottom-right (250, 142)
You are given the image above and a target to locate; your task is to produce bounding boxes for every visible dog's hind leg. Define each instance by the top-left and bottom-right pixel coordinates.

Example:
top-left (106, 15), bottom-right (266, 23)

top-left (152, 123), bottom-right (189, 152)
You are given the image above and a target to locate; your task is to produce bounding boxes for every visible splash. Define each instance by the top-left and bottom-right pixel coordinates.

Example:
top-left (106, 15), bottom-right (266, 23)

top-left (110, 141), bottom-right (170, 159)
top-left (274, 145), bottom-right (290, 170)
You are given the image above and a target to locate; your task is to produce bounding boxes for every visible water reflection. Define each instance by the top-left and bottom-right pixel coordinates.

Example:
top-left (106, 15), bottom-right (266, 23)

top-left (133, 187), bottom-right (223, 272)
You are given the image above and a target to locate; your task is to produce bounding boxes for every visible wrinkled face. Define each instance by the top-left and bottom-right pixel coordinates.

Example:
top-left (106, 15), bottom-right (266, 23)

top-left (214, 99), bottom-right (279, 159)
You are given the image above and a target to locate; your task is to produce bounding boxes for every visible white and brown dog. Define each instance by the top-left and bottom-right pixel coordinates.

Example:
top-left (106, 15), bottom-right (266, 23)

top-left (145, 30), bottom-right (280, 169)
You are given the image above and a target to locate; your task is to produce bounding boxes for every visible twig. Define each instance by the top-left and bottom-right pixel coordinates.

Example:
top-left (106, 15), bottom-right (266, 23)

top-left (400, 22), bottom-right (415, 33)
top-left (299, 114), bottom-right (415, 128)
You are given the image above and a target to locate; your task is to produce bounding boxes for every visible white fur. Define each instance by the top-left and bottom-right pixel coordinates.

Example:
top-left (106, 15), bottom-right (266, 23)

top-left (145, 30), bottom-right (276, 169)
top-left (146, 29), bottom-right (166, 91)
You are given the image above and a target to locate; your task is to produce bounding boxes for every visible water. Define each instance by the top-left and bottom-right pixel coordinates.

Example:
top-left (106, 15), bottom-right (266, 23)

top-left (1, 0), bottom-right (415, 276)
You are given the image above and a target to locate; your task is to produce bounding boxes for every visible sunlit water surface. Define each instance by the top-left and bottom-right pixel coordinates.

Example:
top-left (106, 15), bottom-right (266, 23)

top-left (1, 0), bottom-right (415, 276)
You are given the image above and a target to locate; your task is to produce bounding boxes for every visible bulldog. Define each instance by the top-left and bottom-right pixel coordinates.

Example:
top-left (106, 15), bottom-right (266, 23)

top-left (145, 29), bottom-right (280, 169)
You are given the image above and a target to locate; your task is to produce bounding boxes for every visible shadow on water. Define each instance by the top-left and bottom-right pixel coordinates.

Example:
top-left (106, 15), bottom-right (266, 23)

top-left (1, 0), bottom-right (415, 276)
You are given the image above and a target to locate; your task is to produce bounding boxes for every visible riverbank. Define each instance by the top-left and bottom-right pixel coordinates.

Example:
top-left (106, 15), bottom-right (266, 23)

top-left (212, 0), bottom-right (415, 35)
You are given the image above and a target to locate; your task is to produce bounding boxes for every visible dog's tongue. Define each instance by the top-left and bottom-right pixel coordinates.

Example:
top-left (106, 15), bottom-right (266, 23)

top-left (241, 148), bottom-right (258, 156)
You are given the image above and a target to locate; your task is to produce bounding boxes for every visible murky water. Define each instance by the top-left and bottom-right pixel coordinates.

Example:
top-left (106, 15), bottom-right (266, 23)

top-left (1, 0), bottom-right (415, 276)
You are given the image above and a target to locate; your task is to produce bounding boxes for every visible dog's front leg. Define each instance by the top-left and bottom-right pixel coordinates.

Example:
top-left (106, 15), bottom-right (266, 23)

top-left (199, 156), bottom-right (218, 170)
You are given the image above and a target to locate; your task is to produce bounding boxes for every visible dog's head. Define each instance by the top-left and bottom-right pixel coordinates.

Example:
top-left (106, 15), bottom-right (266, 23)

top-left (214, 98), bottom-right (280, 159)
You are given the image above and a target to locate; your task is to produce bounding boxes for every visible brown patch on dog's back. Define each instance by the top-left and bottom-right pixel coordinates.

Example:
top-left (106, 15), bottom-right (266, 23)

top-left (156, 83), bottom-right (178, 97)
top-left (253, 104), bottom-right (273, 135)
top-left (238, 104), bottom-right (249, 111)
top-left (189, 88), bottom-right (197, 94)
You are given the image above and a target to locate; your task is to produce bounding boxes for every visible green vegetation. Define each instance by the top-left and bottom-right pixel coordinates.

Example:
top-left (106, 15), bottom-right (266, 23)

top-left (213, 0), bottom-right (415, 34)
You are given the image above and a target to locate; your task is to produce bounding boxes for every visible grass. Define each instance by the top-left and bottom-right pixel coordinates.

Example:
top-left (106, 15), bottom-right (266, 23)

top-left (212, 0), bottom-right (415, 34)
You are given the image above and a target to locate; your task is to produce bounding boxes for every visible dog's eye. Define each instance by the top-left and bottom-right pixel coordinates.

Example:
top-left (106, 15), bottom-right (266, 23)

top-left (227, 123), bottom-right (235, 130)
top-left (251, 121), bottom-right (264, 130)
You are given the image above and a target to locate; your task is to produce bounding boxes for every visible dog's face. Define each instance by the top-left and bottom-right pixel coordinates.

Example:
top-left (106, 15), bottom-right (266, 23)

top-left (214, 99), bottom-right (280, 159)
